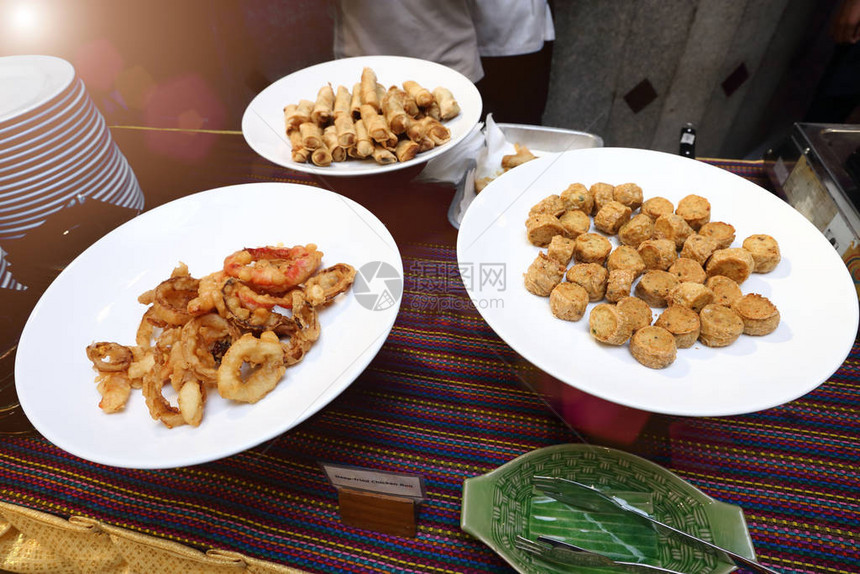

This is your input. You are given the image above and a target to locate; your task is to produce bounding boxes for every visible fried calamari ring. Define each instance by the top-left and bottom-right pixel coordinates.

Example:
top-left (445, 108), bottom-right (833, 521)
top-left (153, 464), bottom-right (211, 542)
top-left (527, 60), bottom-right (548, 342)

top-left (152, 275), bottom-right (200, 326)
top-left (217, 331), bottom-right (286, 403)
top-left (141, 347), bottom-right (186, 428)
top-left (223, 245), bottom-right (323, 294)
top-left (86, 342), bottom-right (133, 372)
top-left (304, 263), bottom-right (356, 307)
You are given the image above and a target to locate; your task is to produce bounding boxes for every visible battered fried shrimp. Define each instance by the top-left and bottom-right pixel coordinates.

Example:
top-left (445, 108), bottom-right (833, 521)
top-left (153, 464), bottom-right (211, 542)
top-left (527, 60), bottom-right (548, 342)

top-left (217, 331), bottom-right (287, 404)
top-left (95, 372), bottom-right (132, 413)
top-left (224, 245), bottom-right (323, 294)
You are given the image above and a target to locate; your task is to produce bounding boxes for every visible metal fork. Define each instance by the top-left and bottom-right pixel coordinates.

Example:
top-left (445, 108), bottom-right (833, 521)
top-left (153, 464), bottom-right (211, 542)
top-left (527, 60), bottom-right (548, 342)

top-left (514, 535), bottom-right (687, 573)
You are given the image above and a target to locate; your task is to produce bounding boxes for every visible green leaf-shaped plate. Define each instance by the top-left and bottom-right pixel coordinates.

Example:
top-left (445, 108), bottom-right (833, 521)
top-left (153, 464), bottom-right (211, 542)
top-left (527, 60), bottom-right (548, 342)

top-left (461, 444), bottom-right (756, 574)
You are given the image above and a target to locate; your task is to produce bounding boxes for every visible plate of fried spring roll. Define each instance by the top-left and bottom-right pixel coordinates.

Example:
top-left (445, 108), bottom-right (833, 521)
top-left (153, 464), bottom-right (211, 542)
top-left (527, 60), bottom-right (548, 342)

top-left (242, 55), bottom-right (483, 176)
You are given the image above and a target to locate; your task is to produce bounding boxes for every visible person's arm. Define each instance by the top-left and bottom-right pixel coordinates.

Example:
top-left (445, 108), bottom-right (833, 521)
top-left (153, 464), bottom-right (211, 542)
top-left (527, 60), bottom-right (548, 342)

top-left (832, 0), bottom-right (860, 44)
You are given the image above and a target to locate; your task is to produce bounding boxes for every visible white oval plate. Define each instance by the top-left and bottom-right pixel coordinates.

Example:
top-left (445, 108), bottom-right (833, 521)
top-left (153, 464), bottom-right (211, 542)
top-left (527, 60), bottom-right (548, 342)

top-left (242, 55), bottom-right (482, 176)
top-left (16, 183), bottom-right (403, 468)
top-left (457, 147), bottom-right (858, 416)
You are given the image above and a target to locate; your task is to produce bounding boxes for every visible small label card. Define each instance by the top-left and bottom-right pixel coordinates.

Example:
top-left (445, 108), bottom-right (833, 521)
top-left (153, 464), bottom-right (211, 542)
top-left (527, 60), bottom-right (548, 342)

top-left (321, 463), bottom-right (426, 537)
top-left (321, 463), bottom-right (426, 500)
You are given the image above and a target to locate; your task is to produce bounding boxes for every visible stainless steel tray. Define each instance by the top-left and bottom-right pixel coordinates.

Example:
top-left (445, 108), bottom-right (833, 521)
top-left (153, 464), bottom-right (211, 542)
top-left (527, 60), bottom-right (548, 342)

top-left (448, 124), bottom-right (603, 228)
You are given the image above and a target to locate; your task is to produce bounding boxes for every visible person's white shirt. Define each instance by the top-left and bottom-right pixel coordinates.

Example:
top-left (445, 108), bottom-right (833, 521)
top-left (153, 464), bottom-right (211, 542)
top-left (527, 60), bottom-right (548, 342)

top-left (333, 0), bottom-right (485, 82)
top-left (467, 0), bottom-right (555, 57)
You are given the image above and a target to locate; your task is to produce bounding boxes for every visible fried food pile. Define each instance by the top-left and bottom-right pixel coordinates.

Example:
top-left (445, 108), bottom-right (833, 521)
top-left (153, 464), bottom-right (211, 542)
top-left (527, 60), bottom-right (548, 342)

top-left (85, 245), bottom-right (356, 428)
top-left (524, 184), bottom-right (781, 369)
top-left (284, 67), bottom-right (460, 167)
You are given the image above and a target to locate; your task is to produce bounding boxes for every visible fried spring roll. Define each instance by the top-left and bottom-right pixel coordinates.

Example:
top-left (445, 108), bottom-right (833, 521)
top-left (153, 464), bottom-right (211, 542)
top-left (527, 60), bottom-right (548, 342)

top-left (350, 82), bottom-right (363, 118)
top-left (283, 104), bottom-right (303, 133)
top-left (383, 88), bottom-right (409, 135)
top-left (334, 114), bottom-right (357, 148)
top-left (311, 84), bottom-right (334, 125)
top-left (394, 139), bottom-right (419, 163)
top-left (417, 136), bottom-right (435, 153)
top-left (405, 116), bottom-right (425, 142)
top-left (333, 85), bottom-right (351, 117)
top-left (351, 119), bottom-right (374, 158)
top-left (372, 142), bottom-right (397, 165)
top-left (424, 100), bottom-right (441, 121)
top-left (419, 116), bottom-right (450, 145)
top-left (299, 121), bottom-right (323, 150)
top-left (288, 130), bottom-right (309, 163)
top-left (403, 80), bottom-right (434, 108)
top-left (360, 104), bottom-right (391, 143)
top-left (295, 99), bottom-right (314, 124)
top-left (311, 145), bottom-right (333, 167)
top-left (432, 87), bottom-right (460, 120)
top-left (360, 67), bottom-right (381, 112)
top-left (323, 126), bottom-right (346, 162)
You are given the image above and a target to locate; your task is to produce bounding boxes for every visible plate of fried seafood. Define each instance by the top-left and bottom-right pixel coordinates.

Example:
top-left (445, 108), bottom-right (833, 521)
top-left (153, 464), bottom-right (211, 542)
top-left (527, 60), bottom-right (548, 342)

top-left (457, 147), bottom-right (858, 416)
top-left (15, 182), bottom-right (403, 468)
top-left (242, 55), bottom-right (482, 176)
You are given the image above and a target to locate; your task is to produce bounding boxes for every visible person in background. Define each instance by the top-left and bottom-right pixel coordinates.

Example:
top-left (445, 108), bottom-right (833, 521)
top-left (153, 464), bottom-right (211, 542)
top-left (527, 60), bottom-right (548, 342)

top-left (332, 0), bottom-right (554, 125)
top-left (805, 0), bottom-right (860, 123)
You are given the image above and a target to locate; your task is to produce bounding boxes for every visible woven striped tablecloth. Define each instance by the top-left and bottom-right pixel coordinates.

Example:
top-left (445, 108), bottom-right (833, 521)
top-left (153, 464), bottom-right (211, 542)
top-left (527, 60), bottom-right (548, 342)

top-left (0, 158), bottom-right (857, 573)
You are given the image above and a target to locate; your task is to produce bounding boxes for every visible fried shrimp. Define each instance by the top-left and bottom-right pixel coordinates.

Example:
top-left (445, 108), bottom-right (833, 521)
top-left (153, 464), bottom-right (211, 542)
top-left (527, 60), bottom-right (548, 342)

top-left (223, 245), bottom-right (323, 294)
top-left (217, 331), bottom-right (286, 403)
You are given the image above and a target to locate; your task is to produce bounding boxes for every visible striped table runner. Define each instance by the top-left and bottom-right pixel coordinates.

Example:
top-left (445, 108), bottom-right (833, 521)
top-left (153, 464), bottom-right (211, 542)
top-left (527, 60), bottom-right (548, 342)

top-left (0, 159), bottom-right (856, 573)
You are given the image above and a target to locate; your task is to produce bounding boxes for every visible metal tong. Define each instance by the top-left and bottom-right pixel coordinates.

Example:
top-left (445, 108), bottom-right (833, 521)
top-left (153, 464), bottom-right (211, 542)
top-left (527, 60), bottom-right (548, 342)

top-left (532, 476), bottom-right (781, 574)
top-left (515, 534), bottom-right (686, 573)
